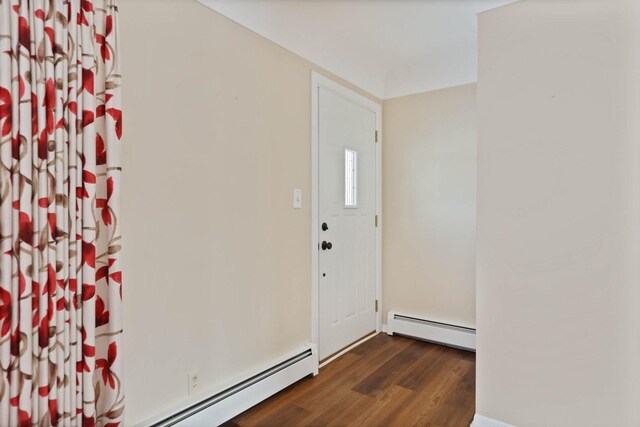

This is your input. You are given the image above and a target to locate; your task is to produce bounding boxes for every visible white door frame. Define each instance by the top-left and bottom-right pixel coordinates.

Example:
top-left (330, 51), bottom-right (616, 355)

top-left (310, 71), bottom-right (382, 365)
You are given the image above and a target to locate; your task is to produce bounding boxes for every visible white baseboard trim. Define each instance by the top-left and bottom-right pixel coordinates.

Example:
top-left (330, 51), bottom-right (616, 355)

top-left (471, 414), bottom-right (516, 427)
top-left (386, 311), bottom-right (476, 351)
top-left (137, 344), bottom-right (318, 427)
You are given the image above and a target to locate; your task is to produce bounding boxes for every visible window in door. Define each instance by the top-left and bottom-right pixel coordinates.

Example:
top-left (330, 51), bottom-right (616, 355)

top-left (345, 148), bottom-right (357, 207)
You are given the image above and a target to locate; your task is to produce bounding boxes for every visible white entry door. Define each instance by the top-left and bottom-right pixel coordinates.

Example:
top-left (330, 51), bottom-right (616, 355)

top-left (317, 83), bottom-right (378, 361)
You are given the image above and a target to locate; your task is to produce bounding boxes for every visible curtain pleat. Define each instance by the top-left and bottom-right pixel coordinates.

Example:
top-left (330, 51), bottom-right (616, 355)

top-left (0, 1), bottom-right (124, 425)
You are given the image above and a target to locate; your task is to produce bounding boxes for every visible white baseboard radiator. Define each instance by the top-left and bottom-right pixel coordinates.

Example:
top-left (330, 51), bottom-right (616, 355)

top-left (150, 345), bottom-right (318, 427)
top-left (386, 312), bottom-right (476, 351)
top-left (471, 414), bottom-right (516, 427)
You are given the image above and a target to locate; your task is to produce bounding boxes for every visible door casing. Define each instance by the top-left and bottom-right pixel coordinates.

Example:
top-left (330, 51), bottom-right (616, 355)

top-left (310, 72), bottom-right (382, 366)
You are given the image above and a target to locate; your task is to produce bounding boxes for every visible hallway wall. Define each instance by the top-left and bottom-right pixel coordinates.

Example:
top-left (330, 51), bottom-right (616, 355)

top-left (476, 0), bottom-right (640, 425)
top-left (119, 1), bottom-right (379, 423)
top-left (382, 84), bottom-right (477, 328)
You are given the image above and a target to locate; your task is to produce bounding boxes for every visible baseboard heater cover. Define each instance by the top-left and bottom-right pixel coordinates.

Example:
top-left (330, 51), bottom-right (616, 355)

top-left (386, 312), bottom-right (476, 351)
top-left (150, 344), bottom-right (318, 427)
top-left (471, 414), bottom-right (516, 427)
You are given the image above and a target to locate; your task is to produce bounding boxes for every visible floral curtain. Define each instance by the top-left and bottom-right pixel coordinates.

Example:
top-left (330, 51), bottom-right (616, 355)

top-left (0, 0), bottom-right (123, 425)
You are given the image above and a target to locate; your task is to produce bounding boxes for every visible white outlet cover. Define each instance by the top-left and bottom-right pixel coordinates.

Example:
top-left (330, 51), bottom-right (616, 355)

top-left (293, 189), bottom-right (302, 209)
top-left (188, 370), bottom-right (199, 395)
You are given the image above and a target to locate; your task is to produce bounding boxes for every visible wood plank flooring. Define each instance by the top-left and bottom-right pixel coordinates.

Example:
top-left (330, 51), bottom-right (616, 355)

top-left (221, 333), bottom-right (475, 427)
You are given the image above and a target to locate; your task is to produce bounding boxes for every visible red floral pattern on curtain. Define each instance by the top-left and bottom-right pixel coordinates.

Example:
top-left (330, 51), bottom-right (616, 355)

top-left (0, 0), bottom-right (123, 425)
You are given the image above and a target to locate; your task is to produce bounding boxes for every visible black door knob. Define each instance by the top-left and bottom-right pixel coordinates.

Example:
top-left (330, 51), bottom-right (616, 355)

top-left (322, 222), bottom-right (329, 231)
top-left (321, 241), bottom-right (333, 250)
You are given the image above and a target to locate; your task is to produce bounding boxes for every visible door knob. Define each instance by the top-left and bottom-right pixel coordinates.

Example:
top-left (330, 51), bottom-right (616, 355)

top-left (322, 241), bottom-right (333, 250)
top-left (322, 222), bottom-right (329, 231)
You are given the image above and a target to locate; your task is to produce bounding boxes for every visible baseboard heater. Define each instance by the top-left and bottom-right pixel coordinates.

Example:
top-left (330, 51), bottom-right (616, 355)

top-left (150, 345), bottom-right (318, 427)
top-left (386, 312), bottom-right (476, 351)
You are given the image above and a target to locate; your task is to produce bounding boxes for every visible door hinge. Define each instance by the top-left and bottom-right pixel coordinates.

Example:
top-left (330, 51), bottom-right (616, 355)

top-left (375, 300), bottom-right (379, 312)
top-left (375, 130), bottom-right (378, 143)
top-left (375, 215), bottom-right (378, 227)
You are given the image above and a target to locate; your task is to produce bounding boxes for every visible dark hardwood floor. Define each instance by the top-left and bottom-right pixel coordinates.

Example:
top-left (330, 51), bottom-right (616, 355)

top-left (222, 333), bottom-right (475, 427)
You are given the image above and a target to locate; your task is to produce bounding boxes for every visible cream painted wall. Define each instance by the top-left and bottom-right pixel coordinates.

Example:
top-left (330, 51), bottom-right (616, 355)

top-left (119, 1), bottom-right (379, 424)
top-left (477, 0), bottom-right (640, 425)
top-left (382, 84), bottom-right (477, 328)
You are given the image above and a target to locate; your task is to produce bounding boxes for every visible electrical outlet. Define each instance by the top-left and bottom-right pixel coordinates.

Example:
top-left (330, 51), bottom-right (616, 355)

top-left (188, 370), bottom-right (199, 395)
top-left (293, 189), bottom-right (302, 209)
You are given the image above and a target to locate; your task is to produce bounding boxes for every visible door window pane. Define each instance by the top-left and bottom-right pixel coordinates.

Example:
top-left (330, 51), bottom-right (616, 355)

top-left (345, 149), bottom-right (357, 207)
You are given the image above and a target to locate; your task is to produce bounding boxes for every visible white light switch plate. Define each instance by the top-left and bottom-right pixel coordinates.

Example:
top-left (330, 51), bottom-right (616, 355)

top-left (293, 189), bottom-right (302, 209)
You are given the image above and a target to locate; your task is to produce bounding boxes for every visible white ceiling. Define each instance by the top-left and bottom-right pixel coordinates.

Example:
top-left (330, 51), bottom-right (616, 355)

top-left (197, 0), bottom-right (518, 99)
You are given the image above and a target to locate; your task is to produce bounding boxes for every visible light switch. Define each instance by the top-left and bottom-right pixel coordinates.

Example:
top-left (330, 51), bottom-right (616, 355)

top-left (293, 189), bottom-right (302, 209)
